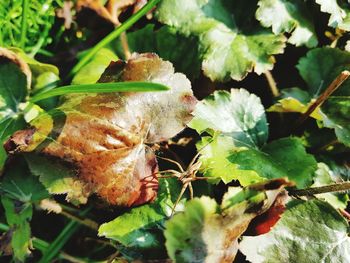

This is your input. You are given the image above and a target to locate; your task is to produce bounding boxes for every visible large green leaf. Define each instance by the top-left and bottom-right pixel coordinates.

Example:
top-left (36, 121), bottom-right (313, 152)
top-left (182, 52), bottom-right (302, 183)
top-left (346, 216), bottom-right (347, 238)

top-left (156, 0), bottom-right (286, 81)
top-left (316, 0), bottom-right (350, 31)
top-left (256, 0), bottom-right (317, 47)
top-left (196, 135), bottom-right (263, 185)
top-left (164, 179), bottom-right (289, 263)
top-left (240, 200), bottom-right (350, 263)
top-left (189, 89), bottom-right (268, 147)
top-left (228, 137), bottom-right (317, 188)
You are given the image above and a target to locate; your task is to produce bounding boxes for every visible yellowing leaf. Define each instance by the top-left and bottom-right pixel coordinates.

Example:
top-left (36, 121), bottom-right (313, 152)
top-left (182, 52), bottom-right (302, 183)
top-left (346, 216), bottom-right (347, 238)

top-left (268, 97), bottom-right (322, 120)
top-left (165, 179), bottom-right (290, 263)
top-left (6, 53), bottom-right (197, 207)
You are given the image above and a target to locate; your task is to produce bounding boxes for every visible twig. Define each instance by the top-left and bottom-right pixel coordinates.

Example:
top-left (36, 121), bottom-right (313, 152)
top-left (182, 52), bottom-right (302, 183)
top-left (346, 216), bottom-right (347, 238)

top-left (293, 70), bottom-right (350, 130)
top-left (120, 32), bottom-right (131, 59)
top-left (264, 71), bottom-right (280, 97)
top-left (289, 182), bottom-right (350, 196)
top-left (61, 210), bottom-right (99, 231)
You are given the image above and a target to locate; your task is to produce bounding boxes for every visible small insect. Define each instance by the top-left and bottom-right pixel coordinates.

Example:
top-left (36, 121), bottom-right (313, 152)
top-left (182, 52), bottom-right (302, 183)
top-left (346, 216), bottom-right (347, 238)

top-left (156, 144), bottom-right (210, 215)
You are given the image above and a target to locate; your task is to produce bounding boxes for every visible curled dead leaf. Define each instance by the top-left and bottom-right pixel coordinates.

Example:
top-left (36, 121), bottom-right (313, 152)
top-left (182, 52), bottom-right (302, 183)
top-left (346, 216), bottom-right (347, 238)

top-left (6, 53), bottom-right (197, 207)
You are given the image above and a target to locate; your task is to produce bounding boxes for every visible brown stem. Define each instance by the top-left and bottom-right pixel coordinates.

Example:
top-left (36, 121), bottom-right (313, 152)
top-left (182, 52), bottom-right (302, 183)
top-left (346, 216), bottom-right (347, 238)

top-left (289, 181), bottom-right (350, 196)
top-left (264, 71), bottom-right (280, 97)
top-left (60, 210), bottom-right (99, 231)
top-left (120, 32), bottom-right (131, 59)
top-left (293, 70), bottom-right (350, 130)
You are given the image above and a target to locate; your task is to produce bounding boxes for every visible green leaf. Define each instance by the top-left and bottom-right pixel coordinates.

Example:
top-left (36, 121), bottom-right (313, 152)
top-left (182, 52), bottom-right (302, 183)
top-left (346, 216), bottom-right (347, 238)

top-left (297, 48), bottom-right (350, 145)
top-left (312, 163), bottom-right (348, 209)
top-left (29, 81), bottom-right (169, 103)
top-left (0, 55), bottom-right (28, 114)
top-left (25, 154), bottom-right (90, 205)
top-left (164, 179), bottom-right (289, 263)
top-left (1, 197), bottom-right (32, 261)
top-left (98, 178), bottom-right (181, 254)
top-left (189, 89), bottom-right (268, 147)
top-left (321, 97), bottom-right (350, 146)
top-left (156, 0), bottom-right (286, 81)
top-left (196, 135), bottom-right (263, 185)
top-left (256, 0), bottom-right (317, 47)
top-left (0, 48), bottom-right (31, 170)
top-left (297, 47), bottom-right (350, 96)
top-left (0, 156), bottom-right (49, 202)
top-left (115, 25), bottom-right (201, 79)
top-left (240, 199), bottom-right (350, 263)
top-left (228, 137), bottom-right (317, 188)
top-left (316, 0), bottom-right (350, 31)
top-left (72, 48), bottom-right (118, 85)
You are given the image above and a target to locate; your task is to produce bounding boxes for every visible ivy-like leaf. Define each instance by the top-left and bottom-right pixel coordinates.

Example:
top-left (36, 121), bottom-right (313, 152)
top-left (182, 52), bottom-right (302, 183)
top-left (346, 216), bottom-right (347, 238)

top-left (156, 0), bottom-right (286, 81)
top-left (240, 199), bottom-right (350, 263)
top-left (297, 47), bottom-right (350, 146)
top-left (189, 89), bottom-right (268, 147)
top-left (164, 179), bottom-right (290, 263)
top-left (6, 53), bottom-right (197, 207)
top-left (228, 137), bottom-right (317, 188)
top-left (1, 197), bottom-right (32, 262)
top-left (190, 89), bottom-right (316, 186)
top-left (316, 0), bottom-right (350, 31)
top-left (196, 135), bottom-right (263, 185)
top-left (0, 157), bottom-right (48, 261)
top-left (256, 0), bottom-right (317, 47)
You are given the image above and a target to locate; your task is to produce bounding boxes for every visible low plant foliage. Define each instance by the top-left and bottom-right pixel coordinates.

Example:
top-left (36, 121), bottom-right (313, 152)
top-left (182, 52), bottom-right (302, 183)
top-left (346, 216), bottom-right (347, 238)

top-left (0, 0), bottom-right (350, 262)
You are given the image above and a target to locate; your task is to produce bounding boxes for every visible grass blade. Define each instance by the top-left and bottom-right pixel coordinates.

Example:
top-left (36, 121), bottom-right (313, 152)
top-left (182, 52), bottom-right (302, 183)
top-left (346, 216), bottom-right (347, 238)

top-left (69, 0), bottom-right (161, 77)
top-left (29, 81), bottom-right (169, 103)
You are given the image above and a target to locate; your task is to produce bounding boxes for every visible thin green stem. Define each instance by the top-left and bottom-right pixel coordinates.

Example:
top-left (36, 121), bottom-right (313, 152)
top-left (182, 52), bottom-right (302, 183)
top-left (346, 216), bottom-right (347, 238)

top-left (289, 182), bottom-right (350, 196)
top-left (20, 0), bottom-right (29, 48)
top-left (69, 0), bottom-right (161, 77)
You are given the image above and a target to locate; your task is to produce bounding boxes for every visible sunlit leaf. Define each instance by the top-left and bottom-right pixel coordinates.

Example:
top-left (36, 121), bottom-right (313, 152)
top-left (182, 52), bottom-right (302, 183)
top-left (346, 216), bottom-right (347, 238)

top-left (156, 0), bottom-right (286, 81)
top-left (165, 179), bottom-right (290, 263)
top-left (256, 0), bottom-right (317, 47)
top-left (6, 53), bottom-right (196, 206)
top-left (240, 199), bottom-right (350, 263)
